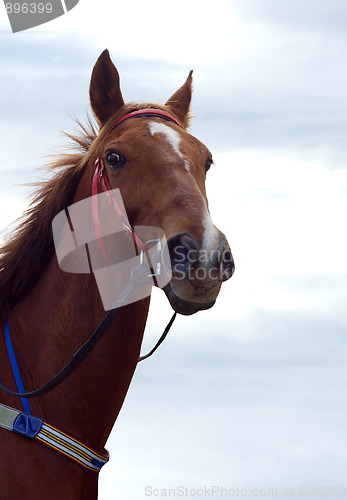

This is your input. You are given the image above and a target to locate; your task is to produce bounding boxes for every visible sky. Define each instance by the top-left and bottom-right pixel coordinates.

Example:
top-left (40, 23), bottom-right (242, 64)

top-left (1, 1), bottom-right (347, 499)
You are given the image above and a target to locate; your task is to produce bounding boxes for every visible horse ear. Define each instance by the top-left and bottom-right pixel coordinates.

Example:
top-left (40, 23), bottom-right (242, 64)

top-left (89, 49), bottom-right (124, 125)
top-left (165, 70), bottom-right (193, 128)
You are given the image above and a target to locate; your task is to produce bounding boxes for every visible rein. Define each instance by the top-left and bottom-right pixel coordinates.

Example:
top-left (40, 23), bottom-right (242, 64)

top-left (92, 108), bottom-right (182, 261)
top-left (0, 108), bottom-right (181, 471)
top-left (0, 308), bottom-right (177, 400)
top-left (0, 107), bottom-right (180, 398)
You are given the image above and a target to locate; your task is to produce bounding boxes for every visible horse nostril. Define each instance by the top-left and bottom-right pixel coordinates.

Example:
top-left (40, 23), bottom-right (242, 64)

top-left (180, 234), bottom-right (197, 250)
top-left (179, 234), bottom-right (198, 260)
top-left (223, 249), bottom-right (232, 265)
top-left (221, 247), bottom-right (235, 281)
top-left (166, 233), bottom-right (199, 278)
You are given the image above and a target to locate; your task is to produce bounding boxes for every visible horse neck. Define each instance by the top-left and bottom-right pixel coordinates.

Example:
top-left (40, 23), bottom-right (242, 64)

top-left (6, 255), bottom-right (150, 450)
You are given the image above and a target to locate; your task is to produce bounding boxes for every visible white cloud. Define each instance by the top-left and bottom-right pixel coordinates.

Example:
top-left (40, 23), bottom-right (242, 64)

top-left (204, 150), bottom-right (347, 319)
top-left (44, 0), bottom-right (238, 66)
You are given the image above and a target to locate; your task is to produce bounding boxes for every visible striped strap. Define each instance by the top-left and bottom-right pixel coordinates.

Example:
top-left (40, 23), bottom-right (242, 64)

top-left (37, 422), bottom-right (109, 471)
top-left (0, 403), bottom-right (109, 472)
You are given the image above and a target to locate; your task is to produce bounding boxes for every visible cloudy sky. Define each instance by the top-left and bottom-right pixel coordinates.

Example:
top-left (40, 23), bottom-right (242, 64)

top-left (1, 1), bottom-right (347, 499)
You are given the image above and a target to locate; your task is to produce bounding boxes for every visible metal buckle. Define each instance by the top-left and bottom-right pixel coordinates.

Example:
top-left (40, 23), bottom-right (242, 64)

top-left (120, 215), bottom-right (134, 240)
top-left (140, 238), bottom-right (162, 278)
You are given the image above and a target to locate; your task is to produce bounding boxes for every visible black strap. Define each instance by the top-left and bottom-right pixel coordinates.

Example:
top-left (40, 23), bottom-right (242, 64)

top-left (138, 312), bottom-right (177, 362)
top-left (0, 309), bottom-right (176, 399)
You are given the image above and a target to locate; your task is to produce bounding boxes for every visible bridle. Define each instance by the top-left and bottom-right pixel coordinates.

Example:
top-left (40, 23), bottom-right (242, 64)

top-left (0, 109), bottom-right (182, 402)
top-left (0, 108), bottom-right (182, 472)
top-left (92, 156), bottom-right (148, 267)
top-left (92, 108), bottom-right (181, 261)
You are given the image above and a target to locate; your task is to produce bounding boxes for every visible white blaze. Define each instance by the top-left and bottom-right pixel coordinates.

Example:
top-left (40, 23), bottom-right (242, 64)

top-left (202, 209), bottom-right (219, 253)
top-left (149, 121), bottom-right (218, 251)
top-left (149, 121), bottom-right (191, 173)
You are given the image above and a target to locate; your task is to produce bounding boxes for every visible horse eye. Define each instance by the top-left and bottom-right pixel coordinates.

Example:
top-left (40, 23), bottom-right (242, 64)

top-left (106, 152), bottom-right (126, 169)
top-left (205, 157), bottom-right (213, 173)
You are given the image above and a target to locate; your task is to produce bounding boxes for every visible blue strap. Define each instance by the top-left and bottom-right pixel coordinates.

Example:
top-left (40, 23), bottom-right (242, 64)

top-left (4, 318), bottom-right (31, 415)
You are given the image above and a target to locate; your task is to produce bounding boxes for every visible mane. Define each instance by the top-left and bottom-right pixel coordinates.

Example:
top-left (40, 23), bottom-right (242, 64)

top-left (0, 103), bottom-right (179, 318)
top-left (0, 117), bottom-right (97, 318)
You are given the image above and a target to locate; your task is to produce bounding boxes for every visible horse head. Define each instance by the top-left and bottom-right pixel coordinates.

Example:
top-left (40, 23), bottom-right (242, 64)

top-left (87, 50), bottom-right (234, 315)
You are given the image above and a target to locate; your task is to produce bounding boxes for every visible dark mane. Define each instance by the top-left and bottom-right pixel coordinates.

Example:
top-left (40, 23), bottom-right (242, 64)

top-left (0, 118), bottom-right (97, 318)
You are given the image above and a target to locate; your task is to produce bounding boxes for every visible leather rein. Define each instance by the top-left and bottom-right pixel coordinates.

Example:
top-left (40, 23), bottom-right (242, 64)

top-left (0, 108), bottom-right (181, 402)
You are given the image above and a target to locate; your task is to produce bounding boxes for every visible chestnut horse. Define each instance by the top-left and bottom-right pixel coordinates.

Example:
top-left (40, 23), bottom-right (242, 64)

top-left (0, 50), bottom-right (234, 499)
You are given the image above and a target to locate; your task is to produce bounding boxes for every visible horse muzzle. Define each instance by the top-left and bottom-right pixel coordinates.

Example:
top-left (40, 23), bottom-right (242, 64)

top-left (163, 232), bottom-right (235, 315)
